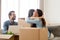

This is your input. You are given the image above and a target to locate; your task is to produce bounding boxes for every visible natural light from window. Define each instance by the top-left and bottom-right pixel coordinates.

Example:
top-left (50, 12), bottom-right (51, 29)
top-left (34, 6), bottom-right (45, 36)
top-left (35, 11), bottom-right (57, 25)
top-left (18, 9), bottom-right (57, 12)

top-left (1, 0), bottom-right (18, 29)
top-left (19, 0), bottom-right (40, 18)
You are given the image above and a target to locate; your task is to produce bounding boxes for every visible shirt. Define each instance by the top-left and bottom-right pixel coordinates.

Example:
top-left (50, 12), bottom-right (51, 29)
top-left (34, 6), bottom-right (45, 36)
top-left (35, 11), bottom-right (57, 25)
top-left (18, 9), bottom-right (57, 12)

top-left (25, 18), bottom-right (42, 28)
top-left (2, 20), bottom-right (18, 34)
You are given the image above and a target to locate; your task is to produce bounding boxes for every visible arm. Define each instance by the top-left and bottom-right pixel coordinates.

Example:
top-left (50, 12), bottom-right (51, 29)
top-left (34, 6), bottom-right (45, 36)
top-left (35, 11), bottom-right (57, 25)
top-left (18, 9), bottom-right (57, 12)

top-left (30, 15), bottom-right (44, 19)
top-left (25, 17), bottom-right (40, 24)
top-left (2, 22), bottom-right (8, 34)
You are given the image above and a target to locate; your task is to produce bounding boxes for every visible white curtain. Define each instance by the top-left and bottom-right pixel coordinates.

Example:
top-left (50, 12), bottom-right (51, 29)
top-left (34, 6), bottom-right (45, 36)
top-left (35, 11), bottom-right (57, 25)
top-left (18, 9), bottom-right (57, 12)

top-left (19, 0), bottom-right (40, 18)
top-left (1, 0), bottom-right (18, 29)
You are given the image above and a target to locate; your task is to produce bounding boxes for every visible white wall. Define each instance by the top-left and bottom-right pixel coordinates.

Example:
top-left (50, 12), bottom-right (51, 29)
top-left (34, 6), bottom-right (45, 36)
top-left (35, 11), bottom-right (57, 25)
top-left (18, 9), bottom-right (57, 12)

top-left (1, 0), bottom-right (18, 29)
top-left (44, 0), bottom-right (60, 25)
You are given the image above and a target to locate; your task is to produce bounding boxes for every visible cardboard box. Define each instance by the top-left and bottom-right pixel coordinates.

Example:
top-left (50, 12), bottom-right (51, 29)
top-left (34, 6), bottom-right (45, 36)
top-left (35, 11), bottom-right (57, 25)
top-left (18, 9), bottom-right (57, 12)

top-left (39, 28), bottom-right (48, 40)
top-left (8, 26), bottom-right (19, 40)
top-left (8, 25), bottom-right (19, 35)
top-left (19, 28), bottom-right (48, 40)
top-left (14, 35), bottom-right (19, 40)
top-left (0, 34), bottom-right (14, 40)
top-left (18, 18), bottom-right (31, 27)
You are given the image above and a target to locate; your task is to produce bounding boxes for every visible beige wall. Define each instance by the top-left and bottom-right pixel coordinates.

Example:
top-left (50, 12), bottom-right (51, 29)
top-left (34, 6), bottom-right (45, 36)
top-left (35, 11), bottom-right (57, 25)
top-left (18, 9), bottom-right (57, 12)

top-left (44, 0), bottom-right (60, 25)
top-left (40, 0), bottom-right (60, 26)
top-left (40, 0), bottom-right (44, 11)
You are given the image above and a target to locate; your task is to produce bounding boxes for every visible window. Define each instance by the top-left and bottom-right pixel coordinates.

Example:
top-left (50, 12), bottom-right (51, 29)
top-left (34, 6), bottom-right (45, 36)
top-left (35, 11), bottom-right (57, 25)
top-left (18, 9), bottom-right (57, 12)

top-left (1, 0), bottom-right (18, 29)
top-left (19, 0), bottom-right (40, 18)
top-left (1, 0), bottom-right (40, 29)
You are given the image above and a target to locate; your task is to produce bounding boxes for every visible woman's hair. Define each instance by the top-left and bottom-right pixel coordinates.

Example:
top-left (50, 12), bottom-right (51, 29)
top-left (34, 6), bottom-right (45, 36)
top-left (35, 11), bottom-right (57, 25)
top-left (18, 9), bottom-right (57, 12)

top-left (41, 18), bottom-right (46, 27)
top-left (37, 9), bottom-right (46, 27)
top-left (28, 9), bottom-right (35, 17)
top-left (37, 9), bottom-right (43, 17)
top-left (28, 9), bottom-right (36, 27)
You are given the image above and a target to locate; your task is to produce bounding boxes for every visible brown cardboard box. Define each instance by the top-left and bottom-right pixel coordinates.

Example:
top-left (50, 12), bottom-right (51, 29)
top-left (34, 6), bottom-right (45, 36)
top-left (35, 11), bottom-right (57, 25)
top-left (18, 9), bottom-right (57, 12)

top-left (39, 28), bottom-right (48, 40)
top-left (14, 35), bottom-right (19, 40)
top-left (18, 18), bottom-right (31, 27)
top-left (8, 26), bottom-right (19, 40)
top-left (8, 25), bottom-right (19, 35)
top-left (19, 28), bottom-right (48, 40)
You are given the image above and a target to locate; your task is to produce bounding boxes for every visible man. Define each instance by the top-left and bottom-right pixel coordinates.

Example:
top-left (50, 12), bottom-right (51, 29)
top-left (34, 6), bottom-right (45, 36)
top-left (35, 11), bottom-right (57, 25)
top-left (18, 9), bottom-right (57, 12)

top-left (2, 11), bottom-right (18, 34)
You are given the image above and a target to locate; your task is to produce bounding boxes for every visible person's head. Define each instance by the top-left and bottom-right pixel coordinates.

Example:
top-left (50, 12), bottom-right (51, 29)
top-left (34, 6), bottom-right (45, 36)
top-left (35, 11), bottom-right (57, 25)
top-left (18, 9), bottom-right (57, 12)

top-left (28, 9), bottom-right (39, 17)
top-left (32, 10), bottom-right (38, 17)
top-left (36, 9), bottom-right (43, 17)
top-left (28, 9), bottom-right (43, 17)
top-left (8, 11), bottom-right (16, 20)
top-left (28, 9), bottom-right (35, 17)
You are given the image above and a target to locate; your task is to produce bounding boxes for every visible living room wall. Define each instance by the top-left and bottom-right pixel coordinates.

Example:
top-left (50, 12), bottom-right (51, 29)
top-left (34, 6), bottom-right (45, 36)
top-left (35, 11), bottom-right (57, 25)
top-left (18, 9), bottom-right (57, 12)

top-left (44, 0), bottom-right (60, 25)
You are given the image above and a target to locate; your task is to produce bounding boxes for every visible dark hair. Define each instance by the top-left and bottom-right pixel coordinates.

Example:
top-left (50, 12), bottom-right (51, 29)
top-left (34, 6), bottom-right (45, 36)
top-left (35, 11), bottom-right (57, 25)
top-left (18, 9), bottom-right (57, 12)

top-left (28, 9), bottom-right (35, 17)
top-left (37, 9), bottom-right (46, 27)
top-left (37, 9), bottom-right (43, 17)
top-left (28, 9), bottom-right (36, 27)
top-left (41, 18), bottom-right (46, 27)
top-left (8, 11), bottom-right (15, 18)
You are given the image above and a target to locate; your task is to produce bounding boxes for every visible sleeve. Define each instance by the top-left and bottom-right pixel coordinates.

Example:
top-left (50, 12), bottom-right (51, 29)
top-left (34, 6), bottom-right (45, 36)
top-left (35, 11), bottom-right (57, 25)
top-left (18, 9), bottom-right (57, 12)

top-left (2, 22), bottom-right (8, 34)
top-left (25, 17), bottom-right (40, 24)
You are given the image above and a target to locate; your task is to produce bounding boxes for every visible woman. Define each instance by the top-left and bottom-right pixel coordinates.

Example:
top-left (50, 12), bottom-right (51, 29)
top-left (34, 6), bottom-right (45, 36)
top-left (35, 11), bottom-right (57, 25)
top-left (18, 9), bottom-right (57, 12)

top-left (25, 9), bottom-right (51, 38)
top-left (25, 9), bottom-right (46, 28)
